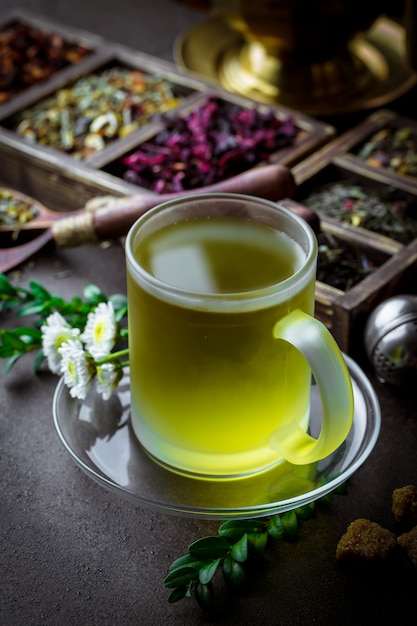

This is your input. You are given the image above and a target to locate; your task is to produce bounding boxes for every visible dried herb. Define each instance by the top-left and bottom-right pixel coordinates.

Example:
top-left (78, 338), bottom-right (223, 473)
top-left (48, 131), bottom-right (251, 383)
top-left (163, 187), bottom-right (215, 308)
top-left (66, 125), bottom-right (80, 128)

top-left (0, 21), bottom-right (90, 102)
top-left (303, 180), bottom-right (417, 244)
top-left (317, 231), bottom-right (377, 291)
top-left (121, 96), bottom-right (298, 192)
top-left (0, 189), bottom-right (38, 227)
top-left (9, 67), bottom-right (182, 159)
top-left (356, 126), bottom-right (417, 177)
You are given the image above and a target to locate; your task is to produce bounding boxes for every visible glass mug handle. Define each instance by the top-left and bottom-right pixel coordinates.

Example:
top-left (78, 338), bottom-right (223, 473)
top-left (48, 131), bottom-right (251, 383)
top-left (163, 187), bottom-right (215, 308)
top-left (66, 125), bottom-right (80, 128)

top-left (272, 309), bottom-right (354, 465)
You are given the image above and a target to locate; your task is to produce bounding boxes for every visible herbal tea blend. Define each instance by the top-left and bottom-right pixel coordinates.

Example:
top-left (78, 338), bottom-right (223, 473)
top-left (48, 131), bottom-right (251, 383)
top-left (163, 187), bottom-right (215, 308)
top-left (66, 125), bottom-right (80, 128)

top-left (356, 126), bottom-right (417, 178)
top-left (121, 96), bottom-right (298, 192)
top-left (0, 189), bottom-right (38, 227)
top-left (317, 231), bottom-right (377, 292)
top-left (303, 180), bottom-right (417, 244)
top-left (9, 67), bottom-right (181, 159)
top-left (0, 21), bottom-right (90, 102)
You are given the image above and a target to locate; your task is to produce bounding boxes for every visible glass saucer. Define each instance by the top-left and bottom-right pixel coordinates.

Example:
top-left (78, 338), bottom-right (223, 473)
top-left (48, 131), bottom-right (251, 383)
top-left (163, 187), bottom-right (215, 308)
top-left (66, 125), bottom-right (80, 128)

top-left (53, 355), bottom-right (380, 519)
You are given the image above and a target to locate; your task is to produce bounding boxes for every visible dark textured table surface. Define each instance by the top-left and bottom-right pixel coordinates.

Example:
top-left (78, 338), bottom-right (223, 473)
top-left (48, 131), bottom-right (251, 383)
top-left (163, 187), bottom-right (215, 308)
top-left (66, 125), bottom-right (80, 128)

top-left (1, 2), bottom-right (417, 625)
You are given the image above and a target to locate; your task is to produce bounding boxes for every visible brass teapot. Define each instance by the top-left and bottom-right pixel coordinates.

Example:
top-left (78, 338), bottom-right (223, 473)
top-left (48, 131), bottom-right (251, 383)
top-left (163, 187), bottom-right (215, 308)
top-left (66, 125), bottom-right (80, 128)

top-left (176, 1), bottom-right (416, 113)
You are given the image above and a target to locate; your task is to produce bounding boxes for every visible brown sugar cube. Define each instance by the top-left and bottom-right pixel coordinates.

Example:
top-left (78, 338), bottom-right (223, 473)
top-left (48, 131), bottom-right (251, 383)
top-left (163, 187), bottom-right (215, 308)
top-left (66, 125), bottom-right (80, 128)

top-left (392, 485), bottom-right (417, 525)
top-left (336, 518), bottom-right (397, 562)
top-left (397, 525), bottom-right (417, 567)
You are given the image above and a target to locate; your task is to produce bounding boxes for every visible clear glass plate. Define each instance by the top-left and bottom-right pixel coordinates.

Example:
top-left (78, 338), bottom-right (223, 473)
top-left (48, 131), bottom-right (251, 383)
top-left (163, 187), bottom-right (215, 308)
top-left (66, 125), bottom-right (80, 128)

top-left (53, 355), bottom-right (380, 519)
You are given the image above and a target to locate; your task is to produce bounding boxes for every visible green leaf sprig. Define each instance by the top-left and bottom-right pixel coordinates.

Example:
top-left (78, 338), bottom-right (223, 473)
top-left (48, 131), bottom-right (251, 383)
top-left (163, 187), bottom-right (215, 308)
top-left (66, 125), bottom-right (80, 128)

top-left (165, 483), bottom-right (346, 612)
top-left (0, 273), bottom-right (127, 374)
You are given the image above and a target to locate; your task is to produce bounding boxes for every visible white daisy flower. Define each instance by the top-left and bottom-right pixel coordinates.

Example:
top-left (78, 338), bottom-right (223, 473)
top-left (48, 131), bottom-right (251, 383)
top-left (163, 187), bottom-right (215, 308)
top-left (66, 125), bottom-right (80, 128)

top-left (41, 312), bottom-right (81, 374)
top-left (96, 362), bottom-right (123, 401)
top-left (59, 339), bottom-right (94, 400)
top-left (81, 302), bottom-right (117, 359)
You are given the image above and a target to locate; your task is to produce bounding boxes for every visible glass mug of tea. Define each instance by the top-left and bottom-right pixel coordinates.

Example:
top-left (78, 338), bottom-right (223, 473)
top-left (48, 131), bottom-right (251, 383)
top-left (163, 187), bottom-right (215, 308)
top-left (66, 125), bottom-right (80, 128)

top-left (125, 194), bottom-right (353, 480)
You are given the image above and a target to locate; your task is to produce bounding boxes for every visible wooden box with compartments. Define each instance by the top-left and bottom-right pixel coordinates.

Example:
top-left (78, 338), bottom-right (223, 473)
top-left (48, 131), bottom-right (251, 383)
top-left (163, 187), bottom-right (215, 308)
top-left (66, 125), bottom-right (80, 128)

top-left (290, 109), bottom-right (417, 355)
top-left (0, 8), bottom-right (335, 212)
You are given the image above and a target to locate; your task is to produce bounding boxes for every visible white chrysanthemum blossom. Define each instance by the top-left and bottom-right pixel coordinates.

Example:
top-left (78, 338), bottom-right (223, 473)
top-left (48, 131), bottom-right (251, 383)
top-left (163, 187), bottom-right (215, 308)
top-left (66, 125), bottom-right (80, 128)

top-left (81, 302), bottom-right (117, 359)
top-left (41, 312), bottom-right (81, 374)
top-left (59, 339), bottom-right (95, 399)
top-left (96, 362), bottom-right (123, 401)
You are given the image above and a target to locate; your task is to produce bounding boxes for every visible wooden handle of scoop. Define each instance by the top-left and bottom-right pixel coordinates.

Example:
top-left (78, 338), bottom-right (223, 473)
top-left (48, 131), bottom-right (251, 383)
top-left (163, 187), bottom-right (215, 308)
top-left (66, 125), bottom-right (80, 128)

top-left (52, 164), bottom-right (318, 246)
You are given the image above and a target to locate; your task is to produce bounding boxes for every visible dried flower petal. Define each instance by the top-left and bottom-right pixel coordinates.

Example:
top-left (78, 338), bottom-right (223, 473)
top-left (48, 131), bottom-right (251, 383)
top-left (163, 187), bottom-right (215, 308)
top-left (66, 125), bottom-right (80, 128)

top-left (121, 96), bottom-right (298, 192)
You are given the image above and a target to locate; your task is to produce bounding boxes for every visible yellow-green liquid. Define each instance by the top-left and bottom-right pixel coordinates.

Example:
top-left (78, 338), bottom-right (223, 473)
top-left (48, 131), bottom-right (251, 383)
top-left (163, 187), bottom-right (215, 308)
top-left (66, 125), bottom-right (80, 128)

top-left (127, 217), bottom-right (315, 478)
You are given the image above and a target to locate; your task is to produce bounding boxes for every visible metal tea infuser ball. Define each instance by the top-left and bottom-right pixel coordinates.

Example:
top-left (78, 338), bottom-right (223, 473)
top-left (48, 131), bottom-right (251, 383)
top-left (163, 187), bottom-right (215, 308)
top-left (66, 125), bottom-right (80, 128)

top-left (364, 294), bottom-right (417, 387)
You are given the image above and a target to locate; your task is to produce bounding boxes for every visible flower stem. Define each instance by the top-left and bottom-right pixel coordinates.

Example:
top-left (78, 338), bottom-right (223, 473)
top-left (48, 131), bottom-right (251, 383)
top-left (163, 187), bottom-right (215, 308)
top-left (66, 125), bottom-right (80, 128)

top-left (96, 348), bottom-right (130, 364)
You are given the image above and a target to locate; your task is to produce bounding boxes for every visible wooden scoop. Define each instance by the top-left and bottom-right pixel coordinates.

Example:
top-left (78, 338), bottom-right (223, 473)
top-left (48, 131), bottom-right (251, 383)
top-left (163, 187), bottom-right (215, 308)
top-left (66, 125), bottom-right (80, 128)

top-left (0, 164), bottom-right (318, 273)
